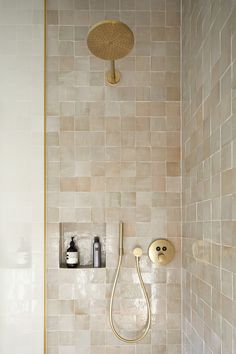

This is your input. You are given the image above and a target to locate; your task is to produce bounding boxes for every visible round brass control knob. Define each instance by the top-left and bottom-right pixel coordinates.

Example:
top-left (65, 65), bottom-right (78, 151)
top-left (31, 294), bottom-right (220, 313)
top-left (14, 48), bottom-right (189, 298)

top-left (148, 239), bottom-right (175, 265)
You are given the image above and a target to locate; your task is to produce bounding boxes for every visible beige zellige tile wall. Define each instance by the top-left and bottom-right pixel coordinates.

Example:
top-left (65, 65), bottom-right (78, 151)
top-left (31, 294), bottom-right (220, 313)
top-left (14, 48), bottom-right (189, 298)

top-left (182, 1), bottom-right (236, 353)
top-left (46, 0), bottom-right (181, 353)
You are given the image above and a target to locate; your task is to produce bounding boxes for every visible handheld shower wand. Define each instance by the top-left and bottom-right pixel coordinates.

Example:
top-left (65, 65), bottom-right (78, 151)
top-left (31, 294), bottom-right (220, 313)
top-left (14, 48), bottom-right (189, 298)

top-left (109, 222), bottom-right (151, 343)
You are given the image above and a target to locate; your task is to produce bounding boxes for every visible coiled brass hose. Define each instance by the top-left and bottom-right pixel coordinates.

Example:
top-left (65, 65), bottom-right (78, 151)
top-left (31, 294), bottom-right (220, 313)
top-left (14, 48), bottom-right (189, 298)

top-left (109, 222), bottom-right (151, 343)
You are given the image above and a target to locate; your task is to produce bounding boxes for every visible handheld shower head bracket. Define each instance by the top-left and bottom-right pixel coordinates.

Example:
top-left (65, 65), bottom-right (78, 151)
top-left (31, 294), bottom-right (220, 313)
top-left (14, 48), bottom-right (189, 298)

top-left (133, 247), bottom-right (143, 258)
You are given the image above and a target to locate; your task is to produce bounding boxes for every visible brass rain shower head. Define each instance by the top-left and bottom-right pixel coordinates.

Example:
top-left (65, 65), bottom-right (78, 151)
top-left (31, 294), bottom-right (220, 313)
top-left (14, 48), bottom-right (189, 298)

top-left (87, 20), bottom-right (134, 84)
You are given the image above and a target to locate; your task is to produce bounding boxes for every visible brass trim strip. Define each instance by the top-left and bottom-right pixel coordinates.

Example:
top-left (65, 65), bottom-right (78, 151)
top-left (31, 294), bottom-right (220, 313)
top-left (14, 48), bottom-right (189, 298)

top-left (44, 0), bottom-right (47, 353)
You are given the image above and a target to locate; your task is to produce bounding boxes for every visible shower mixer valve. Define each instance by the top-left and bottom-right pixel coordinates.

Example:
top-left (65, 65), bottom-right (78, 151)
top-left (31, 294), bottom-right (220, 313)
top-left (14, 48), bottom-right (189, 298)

top-left (148, 239), bottom-right (175, 265)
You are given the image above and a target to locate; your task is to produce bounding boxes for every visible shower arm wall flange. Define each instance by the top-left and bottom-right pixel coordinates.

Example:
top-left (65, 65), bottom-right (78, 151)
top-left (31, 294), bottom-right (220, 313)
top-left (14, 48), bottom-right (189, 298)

top-left (106, 60), bottom-right (121, 85)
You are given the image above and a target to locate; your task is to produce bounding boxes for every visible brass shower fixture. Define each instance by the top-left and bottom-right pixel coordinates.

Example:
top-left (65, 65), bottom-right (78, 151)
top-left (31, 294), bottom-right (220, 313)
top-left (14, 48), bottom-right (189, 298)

top-left (87, 20), bottom-right (134, 84)
top-left (109, 223), bottom-right (151, 343)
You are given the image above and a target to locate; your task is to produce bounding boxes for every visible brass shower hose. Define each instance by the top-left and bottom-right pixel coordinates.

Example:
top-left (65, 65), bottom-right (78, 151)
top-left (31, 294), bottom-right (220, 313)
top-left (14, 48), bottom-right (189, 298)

top-left (109, 222), bottom-right (151, 343)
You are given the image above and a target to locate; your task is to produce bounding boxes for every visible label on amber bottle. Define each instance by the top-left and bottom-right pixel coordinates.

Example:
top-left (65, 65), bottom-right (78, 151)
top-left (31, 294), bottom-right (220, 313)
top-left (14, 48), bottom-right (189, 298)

top-left (66, 252), bottom-right (78, 265)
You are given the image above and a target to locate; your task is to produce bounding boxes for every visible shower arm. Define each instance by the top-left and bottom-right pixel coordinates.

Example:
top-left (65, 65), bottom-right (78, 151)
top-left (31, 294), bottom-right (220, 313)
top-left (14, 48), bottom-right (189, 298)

top-left (109, 222), bottom-right (151, 344)
top-left (107, 59), bottom-right (121, 85)
top-left (111, 60), bottom-right (115, 83)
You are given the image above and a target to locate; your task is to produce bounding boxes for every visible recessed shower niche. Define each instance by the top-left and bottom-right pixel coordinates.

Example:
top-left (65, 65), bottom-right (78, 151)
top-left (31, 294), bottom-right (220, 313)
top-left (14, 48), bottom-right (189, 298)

top-left (59, 223), bottom-right (106, 269)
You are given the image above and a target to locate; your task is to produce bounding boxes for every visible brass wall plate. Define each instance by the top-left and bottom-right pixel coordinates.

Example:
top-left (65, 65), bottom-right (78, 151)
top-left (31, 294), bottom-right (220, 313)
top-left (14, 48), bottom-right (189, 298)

top-left (148, 239), bottom-right (175, 266)
top-left (106, 68), bottom-right (121, 84)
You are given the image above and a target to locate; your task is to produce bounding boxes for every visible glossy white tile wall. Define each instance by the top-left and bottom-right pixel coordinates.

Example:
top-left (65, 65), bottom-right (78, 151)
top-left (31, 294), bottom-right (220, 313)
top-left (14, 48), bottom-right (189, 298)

top-left (0, 1), bottom-right (45, 353)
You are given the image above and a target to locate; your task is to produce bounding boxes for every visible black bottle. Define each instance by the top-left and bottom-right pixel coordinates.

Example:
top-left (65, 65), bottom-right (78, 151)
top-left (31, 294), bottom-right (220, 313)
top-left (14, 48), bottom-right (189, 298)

top-left (93, 237), bottom-right (101, 268)
top-left (66, 237), bottom-right (79, 268)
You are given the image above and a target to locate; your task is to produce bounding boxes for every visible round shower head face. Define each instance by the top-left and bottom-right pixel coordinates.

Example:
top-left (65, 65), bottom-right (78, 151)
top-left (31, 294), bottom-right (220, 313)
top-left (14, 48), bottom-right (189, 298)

top-left (87, 20), bottom-right (134, 61)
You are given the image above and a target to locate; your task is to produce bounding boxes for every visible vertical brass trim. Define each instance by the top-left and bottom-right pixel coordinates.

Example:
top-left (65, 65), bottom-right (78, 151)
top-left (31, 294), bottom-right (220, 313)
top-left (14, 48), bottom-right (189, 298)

top-left (44, 0), bottom-right (47, 353)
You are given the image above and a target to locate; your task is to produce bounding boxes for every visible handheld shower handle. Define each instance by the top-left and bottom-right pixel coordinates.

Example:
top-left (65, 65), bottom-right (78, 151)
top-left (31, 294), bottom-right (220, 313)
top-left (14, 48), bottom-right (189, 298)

top-left (119, 222), bottom-right (124, 255)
